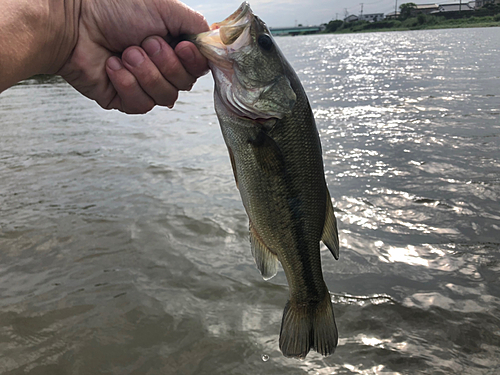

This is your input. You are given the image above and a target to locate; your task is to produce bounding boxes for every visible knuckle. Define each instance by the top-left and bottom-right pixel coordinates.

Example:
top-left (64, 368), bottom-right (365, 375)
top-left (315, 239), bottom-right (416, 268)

top-left (125, 101), bottom-right (154, 115)
top-left (103, 103), bottom-right (117, 111)
top-left (194, 11), bottom-right (209, 29)
top-left (182, 80), bottom-right (195, 91)
top-left (138, 70), bottom-right (162, 90)
top-left (101, 93), bottom-right (124, 112)
top-left (119, 74), bottom-right (138, 92)
top-left (161, 57), bottom-right (183, 78)
top-left (156, 90), bottom-right (178, 108)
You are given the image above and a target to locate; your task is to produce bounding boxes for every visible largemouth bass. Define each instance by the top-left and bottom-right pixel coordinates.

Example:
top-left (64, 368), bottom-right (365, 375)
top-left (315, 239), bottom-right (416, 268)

top-left (192, 2), bottom-right (340, 359)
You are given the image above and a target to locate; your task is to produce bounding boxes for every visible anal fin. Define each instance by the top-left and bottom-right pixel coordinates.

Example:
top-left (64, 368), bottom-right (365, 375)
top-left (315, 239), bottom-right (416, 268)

top-left (249, 220), bottom-right (279, 280)
top-left (321, 189), bottom-right (339, 260)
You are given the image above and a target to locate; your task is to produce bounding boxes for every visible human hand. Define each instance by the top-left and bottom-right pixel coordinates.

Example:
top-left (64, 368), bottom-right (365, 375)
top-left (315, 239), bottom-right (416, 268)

top-left (57, 0), bottom-right (210, 114)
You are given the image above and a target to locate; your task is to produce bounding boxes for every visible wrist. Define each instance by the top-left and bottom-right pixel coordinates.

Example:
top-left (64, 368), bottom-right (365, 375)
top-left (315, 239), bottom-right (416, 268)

top-left (45, 0), bottom-right (82, 74)
top-left (0, 0), bottom-right (80, 91)
top-left (44, 0), bottom-right (81, 75)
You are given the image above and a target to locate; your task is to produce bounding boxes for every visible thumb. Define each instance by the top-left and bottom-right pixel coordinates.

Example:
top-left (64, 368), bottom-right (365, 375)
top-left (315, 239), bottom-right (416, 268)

top-left (160, 0), bottom-right (210, 36)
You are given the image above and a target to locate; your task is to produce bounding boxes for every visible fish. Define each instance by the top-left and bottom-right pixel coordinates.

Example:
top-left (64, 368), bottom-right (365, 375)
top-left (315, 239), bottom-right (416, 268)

top-left (191, 2), bottom-right (340, 359)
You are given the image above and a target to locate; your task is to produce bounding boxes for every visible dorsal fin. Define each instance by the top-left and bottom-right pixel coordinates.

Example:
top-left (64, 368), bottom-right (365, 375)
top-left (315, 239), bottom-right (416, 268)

top-left (321, 189), bottom-right (339, 260)
top-left (249, 220), bottom-right (279, 280)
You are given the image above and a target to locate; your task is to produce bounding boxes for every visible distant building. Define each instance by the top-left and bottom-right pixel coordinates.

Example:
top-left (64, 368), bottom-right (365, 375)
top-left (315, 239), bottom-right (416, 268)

top-left (475, 0), bottom-right (500, 7)
top-left (385, 11), bottom-right (400, 19)
top-left (359, 13), bottom-right (385, 22)
top-left (433, 3), bottom-right (475, 12)
top-left (344, 15), bottom-right (359, 22)
top-left (413, 3), bottom-right (440, 15)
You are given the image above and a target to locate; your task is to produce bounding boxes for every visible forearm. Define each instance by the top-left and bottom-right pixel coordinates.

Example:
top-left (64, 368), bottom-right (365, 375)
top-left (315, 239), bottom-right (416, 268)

top-left (0, 0), bottom-right (79, 92)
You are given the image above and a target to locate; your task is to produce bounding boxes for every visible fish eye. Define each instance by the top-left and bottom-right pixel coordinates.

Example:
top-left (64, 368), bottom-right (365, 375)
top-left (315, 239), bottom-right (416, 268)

top-left (258, 34), bottom-right (273, 51)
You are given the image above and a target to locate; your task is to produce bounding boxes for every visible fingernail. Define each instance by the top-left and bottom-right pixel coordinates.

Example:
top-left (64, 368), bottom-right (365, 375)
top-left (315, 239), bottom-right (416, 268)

top-left (177, 45), bottom-right (195, 64)
top-left (124, 48), bottom-right (145, 67)
top-left (143, 37), bottom-right (161, 57)
top-left (107, 56), bottom-right (123, 71)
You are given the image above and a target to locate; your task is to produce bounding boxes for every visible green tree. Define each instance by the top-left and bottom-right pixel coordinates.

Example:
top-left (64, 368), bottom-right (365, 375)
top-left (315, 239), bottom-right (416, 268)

top-left (325, 20), bottom-right (343, 32)
top-left (400, 2), bottom-right (417, 20)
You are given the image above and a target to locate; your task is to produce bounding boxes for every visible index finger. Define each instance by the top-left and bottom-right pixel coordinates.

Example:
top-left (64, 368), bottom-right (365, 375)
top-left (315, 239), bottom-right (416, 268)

top-left (175, 41), bottom-right (210, 79)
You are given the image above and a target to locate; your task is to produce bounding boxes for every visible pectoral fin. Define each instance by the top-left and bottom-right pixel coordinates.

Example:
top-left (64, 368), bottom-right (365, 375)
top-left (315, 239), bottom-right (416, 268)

top-left (249, 220), bottom-right (279, 280)
top-left (321, 190), bottom-right (339, 260)
top-left (248, 129), bottom-right (285, 175)
top-left (227, 146), bottom-right (239, 189)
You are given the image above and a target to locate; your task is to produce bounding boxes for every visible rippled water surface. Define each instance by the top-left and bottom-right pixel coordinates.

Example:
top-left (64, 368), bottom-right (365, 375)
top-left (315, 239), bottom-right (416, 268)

top-left (1, 28), bottom-right (500, 374)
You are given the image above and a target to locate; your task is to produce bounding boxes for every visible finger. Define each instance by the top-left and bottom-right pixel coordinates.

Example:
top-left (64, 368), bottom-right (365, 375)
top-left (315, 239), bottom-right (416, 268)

top-left (175, 41), bottom-right (210, 79)
top-left (160, 1), bottom-right (210, 35)
top-left (121, 46), bottom-right (179, 107)
top-left (106, 56), bottom-right (155, 114)
top-left (141, 37), bottom-right (197, 91)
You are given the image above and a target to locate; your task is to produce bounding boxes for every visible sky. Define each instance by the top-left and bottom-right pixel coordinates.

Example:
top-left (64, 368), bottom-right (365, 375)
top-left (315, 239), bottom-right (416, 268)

top-left (182, 0), bottom-right (463, 27)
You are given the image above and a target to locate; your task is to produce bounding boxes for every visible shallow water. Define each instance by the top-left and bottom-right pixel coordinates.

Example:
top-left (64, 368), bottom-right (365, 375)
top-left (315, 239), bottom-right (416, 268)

top-left (1, 28), bottom-right (500, 374)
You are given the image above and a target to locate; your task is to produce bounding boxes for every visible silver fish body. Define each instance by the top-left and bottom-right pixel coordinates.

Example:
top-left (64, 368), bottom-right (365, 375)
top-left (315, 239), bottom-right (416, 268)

top-left (192, 2), bottom-right (339, 359)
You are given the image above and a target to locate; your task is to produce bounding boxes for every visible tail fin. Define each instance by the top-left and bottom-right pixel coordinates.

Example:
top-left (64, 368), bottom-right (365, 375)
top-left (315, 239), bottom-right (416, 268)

top-left (279, 292), bottom-right (338, 359)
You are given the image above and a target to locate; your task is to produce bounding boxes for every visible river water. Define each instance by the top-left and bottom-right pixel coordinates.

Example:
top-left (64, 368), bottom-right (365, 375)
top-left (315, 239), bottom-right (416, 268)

top-left (1, 28), bottom-right (499, 374)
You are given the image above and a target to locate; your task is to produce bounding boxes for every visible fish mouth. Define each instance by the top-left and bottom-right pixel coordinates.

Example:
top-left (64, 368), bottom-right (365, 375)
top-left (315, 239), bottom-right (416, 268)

top-left (191, 2), bottom-right (254, 69)
top-left (211, 1), bottom-right (251, 44)
top-left (212, 2), bottom-right (250, 28)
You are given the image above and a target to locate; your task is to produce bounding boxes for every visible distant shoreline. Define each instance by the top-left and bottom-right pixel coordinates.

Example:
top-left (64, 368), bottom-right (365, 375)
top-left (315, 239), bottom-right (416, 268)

top-left (318, 12), bottom-right (500, 35)
top-left (325, 22), bottom-right (500, 35)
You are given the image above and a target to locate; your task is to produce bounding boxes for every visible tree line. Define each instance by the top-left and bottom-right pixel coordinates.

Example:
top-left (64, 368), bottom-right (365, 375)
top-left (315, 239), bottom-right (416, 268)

top-left (324, 2), bottom-right (500, 33)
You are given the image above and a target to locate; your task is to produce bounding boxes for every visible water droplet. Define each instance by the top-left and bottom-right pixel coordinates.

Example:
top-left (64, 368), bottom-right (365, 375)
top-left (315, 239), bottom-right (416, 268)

top-left (261, 354), bottom-right (269, 362)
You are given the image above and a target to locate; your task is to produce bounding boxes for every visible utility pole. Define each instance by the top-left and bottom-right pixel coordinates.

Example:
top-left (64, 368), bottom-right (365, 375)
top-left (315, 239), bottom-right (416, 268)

top-left (336, 12), bottom-right (338, 20)
top-left (459, 0), bottom-right (462, 12)
top-left (360, 3), bottom-right (364, 19)
top-left (395, 0), bottom-right (398, 18)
